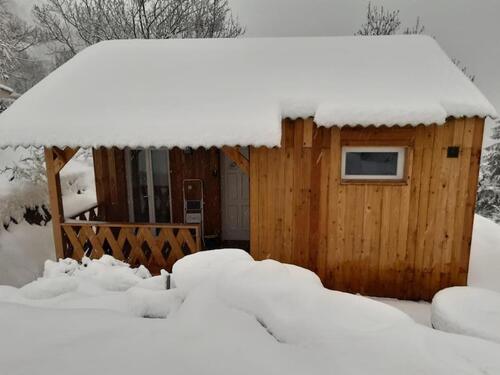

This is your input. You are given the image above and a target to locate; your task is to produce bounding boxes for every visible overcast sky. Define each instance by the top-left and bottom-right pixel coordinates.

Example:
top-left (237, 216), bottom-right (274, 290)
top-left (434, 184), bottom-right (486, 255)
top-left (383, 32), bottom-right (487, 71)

top-left (228, 0), bottom-right (500, 143)
top-left (10, 0), bottom-right (500, 143)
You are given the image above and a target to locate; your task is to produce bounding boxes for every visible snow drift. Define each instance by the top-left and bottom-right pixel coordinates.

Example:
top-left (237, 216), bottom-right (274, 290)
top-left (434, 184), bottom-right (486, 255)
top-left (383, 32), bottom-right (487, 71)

top-left (469, 214), bottom-right (500, 293)
top-left (432, 287), bottom-right (500, 344)
top-left (1, 250), bottom-right (500, 375)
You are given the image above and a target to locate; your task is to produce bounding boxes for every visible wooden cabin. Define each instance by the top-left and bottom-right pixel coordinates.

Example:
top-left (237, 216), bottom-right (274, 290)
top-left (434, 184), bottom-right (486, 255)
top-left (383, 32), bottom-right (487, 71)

top-left (0, 36), bottom-right (496, 300)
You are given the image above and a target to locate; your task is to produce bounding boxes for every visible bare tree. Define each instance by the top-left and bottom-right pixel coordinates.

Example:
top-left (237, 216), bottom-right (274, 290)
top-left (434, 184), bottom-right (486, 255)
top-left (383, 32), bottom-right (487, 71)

top-left (451, 58), bottom-right (476, 82)
top-left (0, 148), bottom-right (47, 185)
top-left (357, 2), bottom-right (424, 36)
top-left (403, 17), bottom-right (425, 35)
top-left (356, 2), bottom-right (475, 82)
top-left (356, 3), bottom-right (401, 36)
top-left (33, 0), bottom-right (244, 64)
top-left (0, 0), bottom-right (41, 81)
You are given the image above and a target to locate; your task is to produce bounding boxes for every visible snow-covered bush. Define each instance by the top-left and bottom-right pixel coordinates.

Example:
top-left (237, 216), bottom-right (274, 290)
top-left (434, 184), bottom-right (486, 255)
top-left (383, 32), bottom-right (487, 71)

top-left (0, 147), bottom-right (46, 185)
top-left (477, 120), bottom-right (500, 223)
top-left (0, 147), bottom-right (95, 227)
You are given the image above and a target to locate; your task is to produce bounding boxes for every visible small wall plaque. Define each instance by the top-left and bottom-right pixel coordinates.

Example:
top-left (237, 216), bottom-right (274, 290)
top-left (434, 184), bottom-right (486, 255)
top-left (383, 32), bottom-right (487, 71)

top-left (447, 146), bottom-right (460, 158)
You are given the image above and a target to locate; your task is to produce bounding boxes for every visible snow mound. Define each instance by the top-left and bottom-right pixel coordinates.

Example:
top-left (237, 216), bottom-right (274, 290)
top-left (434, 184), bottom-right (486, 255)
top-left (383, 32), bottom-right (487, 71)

top-left (0, 222), bottom-right (55, 287)
top-left (432, 287), bottom-right (500, 344)
top-left (172, 248), bottom-right (253, 292)
top-left (2, 251), bottom-right (500, 374)
top-left (20, 275), bottom-right (78, 299)
top-left (0, 255), bottom-right (181, 318)
top-left (0, 36), bottom-right (495, 149)
top-left (469, 215), bottom-right (500, 293)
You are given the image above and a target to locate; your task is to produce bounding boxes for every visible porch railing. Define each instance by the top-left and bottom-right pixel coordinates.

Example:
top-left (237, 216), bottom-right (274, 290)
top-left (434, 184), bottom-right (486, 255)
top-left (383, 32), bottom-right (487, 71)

top-left (60, 221), bottom-right (201, 272)
top-left (68, 204), bottom-right (101, 221)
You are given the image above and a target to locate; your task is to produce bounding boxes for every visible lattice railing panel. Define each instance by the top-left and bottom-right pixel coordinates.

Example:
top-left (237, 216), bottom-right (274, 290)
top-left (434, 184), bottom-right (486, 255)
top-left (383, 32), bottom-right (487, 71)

top-left (68, 204), bottom-right (101, 221)
top-left (61, 221), bottom-right (201, 272)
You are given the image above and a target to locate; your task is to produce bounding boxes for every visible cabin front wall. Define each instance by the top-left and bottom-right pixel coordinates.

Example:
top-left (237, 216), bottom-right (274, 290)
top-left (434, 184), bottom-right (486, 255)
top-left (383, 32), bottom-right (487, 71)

top-left (92, 147), bottom-right (222, 239)
top-left (250, 117), bottom-right (484, 301)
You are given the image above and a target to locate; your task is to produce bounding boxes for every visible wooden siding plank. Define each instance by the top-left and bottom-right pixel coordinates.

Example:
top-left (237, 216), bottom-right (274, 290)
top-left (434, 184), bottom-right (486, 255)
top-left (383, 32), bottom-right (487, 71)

top-left (459, 118), bottom-right (484, 285)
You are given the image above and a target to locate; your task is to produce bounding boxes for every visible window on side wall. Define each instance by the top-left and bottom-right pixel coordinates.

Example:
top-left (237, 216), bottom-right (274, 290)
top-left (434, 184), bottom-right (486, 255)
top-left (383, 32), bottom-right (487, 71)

top-left (341, 146), bottom-right (406, 182)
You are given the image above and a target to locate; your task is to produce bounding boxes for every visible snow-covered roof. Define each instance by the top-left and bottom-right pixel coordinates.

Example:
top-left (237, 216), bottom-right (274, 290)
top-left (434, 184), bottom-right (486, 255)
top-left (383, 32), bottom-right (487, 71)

top-left (0, 35), bottom-right (496, 148)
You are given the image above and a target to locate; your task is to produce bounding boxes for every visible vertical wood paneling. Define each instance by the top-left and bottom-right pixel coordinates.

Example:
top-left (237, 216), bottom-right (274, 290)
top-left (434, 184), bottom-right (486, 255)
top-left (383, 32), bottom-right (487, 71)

top-left (169, 147), bottom-right (221, 239)
top-left (93, 147), bottom-right (129, 221)
top-left (250, 117), bottom-right (485, 301)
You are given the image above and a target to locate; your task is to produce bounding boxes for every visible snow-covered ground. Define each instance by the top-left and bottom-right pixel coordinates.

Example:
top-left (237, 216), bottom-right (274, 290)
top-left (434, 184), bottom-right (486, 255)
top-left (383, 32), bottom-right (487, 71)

top-left (371, 297), bottom-right (432, 327)
top-left (429, 215), bottom-right (500, 343)
top-left (432, 287), bottom-right (500, 343)
top-left (1, 250), bottom-right (499, 375)
top-left (1, 146), bottom-right (500, 371)
top-left (468, 214), bottom-right (500, 293)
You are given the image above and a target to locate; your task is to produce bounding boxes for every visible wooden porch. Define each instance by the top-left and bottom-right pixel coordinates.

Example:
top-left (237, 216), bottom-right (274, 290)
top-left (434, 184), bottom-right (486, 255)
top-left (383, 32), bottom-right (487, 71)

top-left (44, 145), bottom-right (248, 272)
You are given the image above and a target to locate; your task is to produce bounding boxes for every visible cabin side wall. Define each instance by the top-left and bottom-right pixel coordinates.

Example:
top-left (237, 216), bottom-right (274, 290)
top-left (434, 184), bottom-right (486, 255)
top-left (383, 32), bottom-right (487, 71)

top-left (250, 117), bottom-right (484, 301)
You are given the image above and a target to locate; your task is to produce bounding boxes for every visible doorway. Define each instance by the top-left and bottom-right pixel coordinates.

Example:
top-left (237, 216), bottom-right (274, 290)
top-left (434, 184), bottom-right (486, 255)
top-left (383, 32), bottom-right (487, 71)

top-left (221, 147), bottom-right (250, 246)
top-left (125, 148), bottom-right (172, 223)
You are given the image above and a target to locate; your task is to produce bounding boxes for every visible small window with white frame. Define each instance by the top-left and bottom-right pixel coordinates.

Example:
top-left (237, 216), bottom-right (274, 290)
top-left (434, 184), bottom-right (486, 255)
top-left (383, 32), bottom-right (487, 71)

top-left (341, 146), bottom-right (406, 181)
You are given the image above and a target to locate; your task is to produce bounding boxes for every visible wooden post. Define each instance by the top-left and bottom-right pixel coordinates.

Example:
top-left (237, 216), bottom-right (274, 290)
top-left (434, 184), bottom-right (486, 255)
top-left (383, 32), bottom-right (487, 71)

top-left (44, 147), bottom-right (66, 259)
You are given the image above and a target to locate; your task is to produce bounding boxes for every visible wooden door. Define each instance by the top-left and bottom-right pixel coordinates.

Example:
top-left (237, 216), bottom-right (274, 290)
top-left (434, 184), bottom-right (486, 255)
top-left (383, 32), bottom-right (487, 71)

top-left (221, 147), bottom-right (250, 241)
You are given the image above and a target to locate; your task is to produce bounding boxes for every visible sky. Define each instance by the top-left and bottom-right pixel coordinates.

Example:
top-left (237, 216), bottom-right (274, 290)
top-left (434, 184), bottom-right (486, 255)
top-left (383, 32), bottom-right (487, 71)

top-left (9, 0), bottom-right (500, 143)
top-left (228, 0), bottom-right (500, 143)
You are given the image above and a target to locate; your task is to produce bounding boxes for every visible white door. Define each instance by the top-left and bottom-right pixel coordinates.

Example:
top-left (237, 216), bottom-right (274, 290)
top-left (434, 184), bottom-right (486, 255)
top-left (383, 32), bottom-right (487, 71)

top-left (221, 147), bottom-right (250, 241)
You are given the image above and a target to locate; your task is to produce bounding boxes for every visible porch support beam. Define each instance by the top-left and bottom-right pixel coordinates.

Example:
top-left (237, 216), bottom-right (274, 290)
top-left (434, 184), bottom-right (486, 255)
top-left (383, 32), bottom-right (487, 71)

top-left (44, 147), bottom-right (76, 259)
top-left (221, 146), bottom-right (249, 175)
top-left (53, 146), bottom-right (80, 174)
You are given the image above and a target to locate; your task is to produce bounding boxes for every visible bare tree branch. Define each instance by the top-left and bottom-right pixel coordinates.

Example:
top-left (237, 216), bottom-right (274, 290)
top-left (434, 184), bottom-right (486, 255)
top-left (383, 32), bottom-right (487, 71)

top-left (0, 0), bottom-right (42, 80)
top-left (33, 0), bottom-right (244, 66)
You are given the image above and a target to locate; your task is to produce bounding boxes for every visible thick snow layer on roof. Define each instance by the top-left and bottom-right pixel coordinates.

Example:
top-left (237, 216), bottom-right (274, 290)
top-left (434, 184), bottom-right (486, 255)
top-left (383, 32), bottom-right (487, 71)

top-left (0, 35), bottom-right (496, 148)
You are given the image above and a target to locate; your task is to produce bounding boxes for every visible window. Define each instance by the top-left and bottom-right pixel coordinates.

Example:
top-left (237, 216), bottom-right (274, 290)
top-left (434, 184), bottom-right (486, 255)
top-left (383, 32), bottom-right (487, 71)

top-left (341, 146), bottom-right (406, 181)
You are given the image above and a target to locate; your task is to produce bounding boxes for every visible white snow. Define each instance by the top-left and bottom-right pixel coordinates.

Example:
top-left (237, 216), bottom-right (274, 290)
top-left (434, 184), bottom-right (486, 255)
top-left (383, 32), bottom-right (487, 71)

top-left (0, 147), bottom-right (96, 225)
top-left (370, 297), bottom-right (432, 327)
top-left (0, 36), bottom-right (496, 149)
top-left (432, 287), bottom-right (500, 344)
top-left (469, 214), bottom-right (500, 293)
top-left (1, 251), bottom-right (500, 375)
top-left (429, 215), bottom-right (500, 344)
top-left (0, 147), bottom-right (96, 287)
top-left (0, 222), bottom-right (54, 288)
